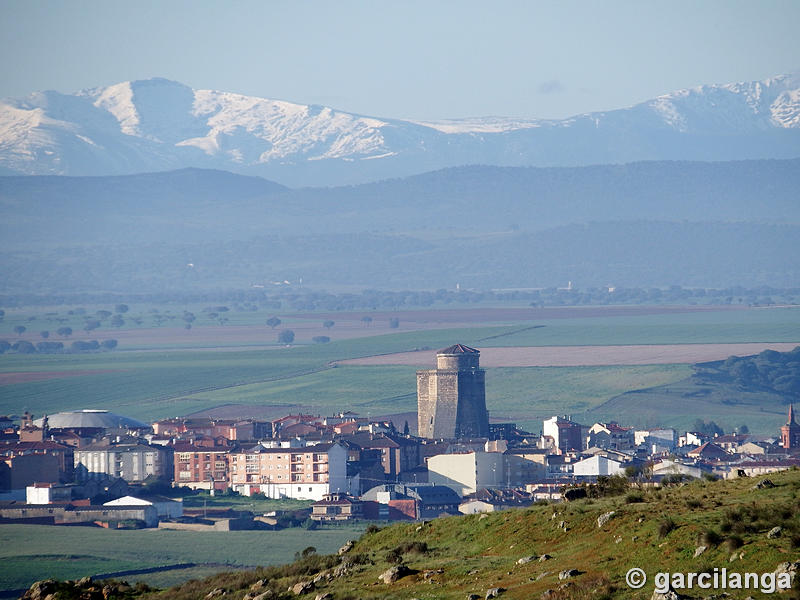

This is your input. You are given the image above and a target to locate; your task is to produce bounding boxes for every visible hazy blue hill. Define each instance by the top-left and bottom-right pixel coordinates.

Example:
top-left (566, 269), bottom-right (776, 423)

top-left (287, 159), bottom-right (800, 231)
top-left (0, 168), bottom-right (288, 245)
top-left (1, 222), bottom-right (798, 294)
top-left (1, 159), bottom-right (799, 293)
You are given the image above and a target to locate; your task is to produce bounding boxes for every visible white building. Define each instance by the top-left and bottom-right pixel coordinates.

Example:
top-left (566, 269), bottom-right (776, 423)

top-left (26, 482), bottom-right (72, 504)
top-left (103, 495), bottom-right (183, 519)
top-left (74, 442), bottom-right (171, 482)
top-left (427, 451), bottom-right (504, 496)
top-left (572, 455), bottom-right (625, 478)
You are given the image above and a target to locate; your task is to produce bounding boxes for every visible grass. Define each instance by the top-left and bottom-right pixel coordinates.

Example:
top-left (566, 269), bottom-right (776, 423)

top-left (120, 469), bottom-right (800, 600)
top-left (0, 523), bottom-right (364, 593)
top-left (2, 307), bottom-right (795, 431)
top-left (478, 305), bottom-right (800, 346)
top-left (0, 326), bottom-right (515, 420)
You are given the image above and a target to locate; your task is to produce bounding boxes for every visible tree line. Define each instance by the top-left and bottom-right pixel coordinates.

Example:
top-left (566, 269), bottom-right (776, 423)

top-left (0, 339), bottom-right (118, 354)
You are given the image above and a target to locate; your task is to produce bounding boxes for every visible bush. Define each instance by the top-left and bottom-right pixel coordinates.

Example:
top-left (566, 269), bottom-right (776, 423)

top-left (365, 524), bottom-right (381, 535)
top-left (625, 492), bottom-right (645, 504)
top-left (394, 541), bottom-right (428, 554)
top-left (698, 529), bottom-right (722, 547)
top-left (686, 498), bottom-right (703, 509)
top-left (312, 336), bottom-right (330, 344)
top-left (724, 535), bottom-right (744, 552)
top-left (385, 549), bottom-right (403, 564)
top-left (658, 516), bottom-right (677, 538)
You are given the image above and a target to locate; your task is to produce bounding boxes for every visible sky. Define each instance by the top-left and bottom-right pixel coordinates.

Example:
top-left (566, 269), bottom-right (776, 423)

top-left (1, 0), bottom-right (799, 121)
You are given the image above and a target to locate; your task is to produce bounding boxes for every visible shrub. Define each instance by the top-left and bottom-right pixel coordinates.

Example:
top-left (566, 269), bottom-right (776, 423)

top-left (686, 498), bottom-right (703, 509)
top-left (724, 535), bottom-right (744, 552)
top-left (698, 529), bottom-right (722, 547)
top-left (625, 492), bottom-right (645, 504)
top-left (365, 524), bottom-right (381, 535)
top-left (394, 541), bottom-right (428, 554)
top-left (658, 516), bottom-right (677, 538)
top-left (385, 549), bottom-right (403, 564)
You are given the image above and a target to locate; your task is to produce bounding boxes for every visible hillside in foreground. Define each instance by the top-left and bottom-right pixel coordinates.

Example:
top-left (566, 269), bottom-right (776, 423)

top-left (24, 470), bottom-right (800, 599)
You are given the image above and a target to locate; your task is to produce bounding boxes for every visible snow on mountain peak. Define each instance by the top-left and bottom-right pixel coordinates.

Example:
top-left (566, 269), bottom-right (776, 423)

top-left (0, 72), bottom-right (798, 183)
top-left (87, 81), bottom-right (140, 136)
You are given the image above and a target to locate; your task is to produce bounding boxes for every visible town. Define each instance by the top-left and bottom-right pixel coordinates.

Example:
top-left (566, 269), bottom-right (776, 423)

top-left (2, 345), bottom-right (799, 530)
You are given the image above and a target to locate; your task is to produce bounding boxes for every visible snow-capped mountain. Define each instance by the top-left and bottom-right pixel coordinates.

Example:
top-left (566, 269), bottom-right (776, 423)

top-left (1, 74), bottom-right (799, 186)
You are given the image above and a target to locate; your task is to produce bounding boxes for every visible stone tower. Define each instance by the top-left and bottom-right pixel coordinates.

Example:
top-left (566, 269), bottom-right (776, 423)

top-left (417, 344), bottom-right (490, 439)
top-left (781, 404), bottom-right (800, 449)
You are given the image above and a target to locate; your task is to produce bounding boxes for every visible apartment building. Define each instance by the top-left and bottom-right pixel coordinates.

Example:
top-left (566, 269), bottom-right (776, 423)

top-left (172, 442), bottom-right (230, 491)
top-left (228, 442), bottom-right (349, 500)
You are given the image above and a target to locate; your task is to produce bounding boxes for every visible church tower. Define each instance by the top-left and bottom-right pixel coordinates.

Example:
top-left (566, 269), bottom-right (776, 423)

top-left (780, 404), bottom-right (800, 449)
top-left (417, 344), bottom-right (489, 439)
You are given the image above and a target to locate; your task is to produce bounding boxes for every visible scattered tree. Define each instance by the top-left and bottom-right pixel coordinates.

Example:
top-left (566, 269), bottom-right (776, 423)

top-left (0, 340), bottom-right (10, 353)
top-left (110, 314), bottom-right (125, 327)
top-left (361, 316), bottom-right (373, 327)
top-left (115, 304), bottom-right (129, 314)
top-left (12, 340), bottom-right (36, 353)
top-left (389, 317), bottom-right (400, 329)
top-left (312, 335), bottom-right (330, 344)
top-left (13, 325), bottom-right (26, 337)
top-left (277, 329), bottom-right (295, 344)
top-left (101, 339), bottom-right (118, 350)
top-left (83, 320), bottom-right (101, 333)
top-left (40, 330), bottom-right (49, 339)
top-left (692, 419), bottom-right (724, 437)
top-left (57, 327), bottom-right (73, 338)
top-left (266, 316), bottom-right (282, 329)
top-left (323, 320), bottom-right (335, 329)
top-left (96, 310), bottom-right (112, 320)
top-left (36, 341), bottom-right (63, 353)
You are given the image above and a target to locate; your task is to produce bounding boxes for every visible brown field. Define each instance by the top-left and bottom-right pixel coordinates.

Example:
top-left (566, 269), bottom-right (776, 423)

top-left (0, 369), bottom-right (123, 386)
top-left (338, 342), bottom-right (800, 367)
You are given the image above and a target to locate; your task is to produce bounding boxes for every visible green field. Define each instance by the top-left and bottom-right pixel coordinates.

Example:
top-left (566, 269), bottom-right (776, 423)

top-left (477, 306), bottom-right (800, 346)
top-left (0, 523), bottom-right (364, 593)
top-left (1, 307), bottom-right (798, 429)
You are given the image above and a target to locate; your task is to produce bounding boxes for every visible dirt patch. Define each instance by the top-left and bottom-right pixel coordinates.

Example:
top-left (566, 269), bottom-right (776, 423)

top-left (0, 369), bottom-right (124, 385)
top-left (338, 342), bottom-right (800, 367)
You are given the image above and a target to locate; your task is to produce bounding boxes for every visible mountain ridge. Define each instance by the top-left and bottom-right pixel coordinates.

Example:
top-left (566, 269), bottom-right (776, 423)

top-left (2, 74), bottom-right (800, 186)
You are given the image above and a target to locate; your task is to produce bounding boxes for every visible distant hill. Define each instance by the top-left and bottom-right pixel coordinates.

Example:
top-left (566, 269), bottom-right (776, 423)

top-left (1, 74), bottom-right (799, 186)
top-left (1, 160), bottom-right (799, 293)
top-left (594, 346), bottom-right (800, 432)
